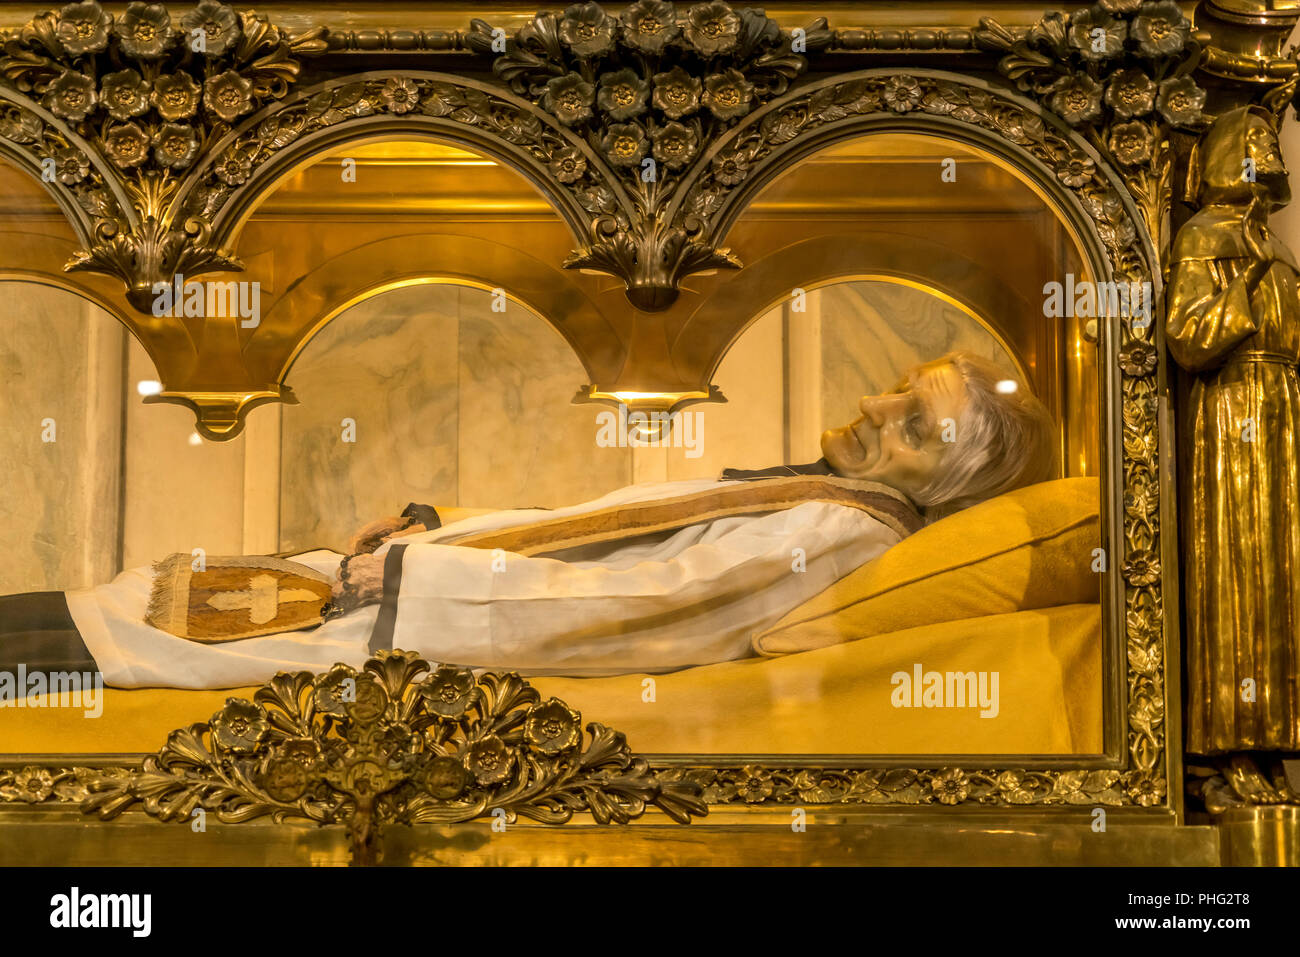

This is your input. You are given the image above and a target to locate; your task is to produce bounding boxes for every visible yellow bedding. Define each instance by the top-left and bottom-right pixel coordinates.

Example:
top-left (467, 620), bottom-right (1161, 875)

top-left (4, 604), bottom-right (1100, 756)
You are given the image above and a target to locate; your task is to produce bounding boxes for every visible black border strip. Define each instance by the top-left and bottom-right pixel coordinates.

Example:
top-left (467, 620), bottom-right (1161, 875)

top-left (368, 544), bottom-right (408, 656)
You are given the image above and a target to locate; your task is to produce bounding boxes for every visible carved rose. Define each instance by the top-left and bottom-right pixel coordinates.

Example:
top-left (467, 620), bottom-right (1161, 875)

top-left (597, 68), bottom-right (649, 121)
top-left (711, 147), bottom-right (749, 186)
top-left (210, 699), bottom-right (270, 753)
top-left (621, 0), bottom-right (680, 54)
top-left (419, 665), bottom-right (479, 718)
top-left (9, 767), bottom-right (56, 803)
top-left (651, 66), bottom-right (701, 120)
top-left (881, 75), bottom-right (923, 113)
top-left (380, 77), bottom-right (420, 114)
top-left (735, 767), bottom-right (775, 803)
top-left (684, 1), bottom-right (740, 56)
top-left (1067, 8), bottom-right (1126, 61)
top-left (51, 147), bottom-right (90, 184)
top-left (1132, 1), bottom-right (1189, 57)
top-left (56, 1), bottom-right (112, 56)
top-left (154, 122), bottom-right (199, 168)
top-left (931, 768), bottom-right (970, 805)
top-left (102, 121), bottom-right (149, 167)
top-left (601, 122), bottom-right (648, 167)
top-left (180, 0), bottom-right (241, 57)
top-left (1125, 771), bottom-right (1167, 807)
top-left (523, 698), bottom-right (581, 754)
top-left (100, 69), bottom-right (150, 121)
top-left (702, 68), bottom-right (754, 120)
top-left (549, 146), bottom-right (588, 184)
top-left (1104, 68), bottom-right (1156, 120)
top-left (204, 69), bottom-right (254, 123)
top-left (651, 120), bottom-right (698, 170)
top-left (1109, 120), bottom-right (1153, 166)
top-left (543, 73), bottom-right (595, 127)
top-left (1055, 151), bottom-right (1095, 188)
top-left (1119, 340), bottom-right (1158, 377)
top-left (152, 71), bottom-right (200, 120)
top-left (1156, 76), bottom-right (1205, 127)
top-left (558, 2), bottom-right (616, 57)
top-left (420, 755), bottom-right (471, 800)
top-left (116, 2), bottom-right (173, 59)
top-left (1123, 550), bottom-right (1161, 586)
top-left (44, 71), bottom-right (97, 123)
top-left (1048, 75), bottom-right (1103, 126)
top-left (464, 734), bottom-right (514, 786)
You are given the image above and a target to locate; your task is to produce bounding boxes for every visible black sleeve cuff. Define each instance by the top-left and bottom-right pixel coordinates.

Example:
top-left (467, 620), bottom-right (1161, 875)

top-left (400, 503), bottom-right (442, 531)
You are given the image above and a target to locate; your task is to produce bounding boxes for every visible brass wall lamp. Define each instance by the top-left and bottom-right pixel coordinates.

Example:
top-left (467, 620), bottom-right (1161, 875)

top-left (576, 384), bottom-right (723, 441)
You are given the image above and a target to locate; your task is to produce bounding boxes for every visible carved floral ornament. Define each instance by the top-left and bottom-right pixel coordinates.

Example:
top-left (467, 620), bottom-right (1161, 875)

top-left (0, 0), bottom-right (1204, 313)
top-left (51, 651), bottom-right (707, 865)
top-left (0, 0), bottom-right (328, 309)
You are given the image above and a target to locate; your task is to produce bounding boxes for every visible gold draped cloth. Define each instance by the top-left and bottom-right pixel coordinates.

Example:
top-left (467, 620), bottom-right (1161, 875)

top-left (1169, 139), bottom-right (1300, 752)
top-left (437, 474), bottom-right (924, 555)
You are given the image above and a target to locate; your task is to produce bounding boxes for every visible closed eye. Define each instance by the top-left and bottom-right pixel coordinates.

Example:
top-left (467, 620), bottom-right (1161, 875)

top-left (904, 414), bottom-right (923, 448)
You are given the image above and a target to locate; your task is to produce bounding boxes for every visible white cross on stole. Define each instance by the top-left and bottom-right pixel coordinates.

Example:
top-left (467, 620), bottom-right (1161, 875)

top-left (205, 573), bottom-right (323, 625)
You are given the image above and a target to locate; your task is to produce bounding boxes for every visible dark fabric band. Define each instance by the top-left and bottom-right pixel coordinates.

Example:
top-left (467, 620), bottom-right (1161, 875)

top-left (401, 503), bottom-right (442, 531)
top-left (368, 544), bottom-right (408, 656)
top-left (719, 459), bottom-right (834, 481)
top-left (0, 591), bottom-right (97, 673)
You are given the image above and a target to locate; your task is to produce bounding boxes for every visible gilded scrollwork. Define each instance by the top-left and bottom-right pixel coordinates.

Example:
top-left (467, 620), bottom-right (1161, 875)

top-left (59, 651), bottom-right (706, 864)
top-left (974, 0), bottom-right (1205, 252)
top-left (658, 765), bottom-right (1167, 808)
top-left (190, 73), bottom-right (596, 237)
top-left (0, 0), bottom-right (327, 308)
top-left (466, 1), bottom-right (833, 309)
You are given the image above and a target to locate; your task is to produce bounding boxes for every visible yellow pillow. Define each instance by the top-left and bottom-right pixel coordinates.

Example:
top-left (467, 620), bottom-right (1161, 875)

top-left (753, 476), bottom-right (1101, 656)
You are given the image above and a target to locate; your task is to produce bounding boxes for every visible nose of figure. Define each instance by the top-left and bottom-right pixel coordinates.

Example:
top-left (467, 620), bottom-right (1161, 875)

top-left (859, 393), bottom-right (904, 423)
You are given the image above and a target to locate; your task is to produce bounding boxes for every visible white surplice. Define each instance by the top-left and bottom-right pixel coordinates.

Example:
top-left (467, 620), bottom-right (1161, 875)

top-left (66, 478), bottom-right (899, 689)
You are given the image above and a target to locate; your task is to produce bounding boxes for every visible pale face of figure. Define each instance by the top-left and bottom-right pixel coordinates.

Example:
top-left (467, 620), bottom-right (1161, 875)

top-left (820, 358), bottom-right (971, 501)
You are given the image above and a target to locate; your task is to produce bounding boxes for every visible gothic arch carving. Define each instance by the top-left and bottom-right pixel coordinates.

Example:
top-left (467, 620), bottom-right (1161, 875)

top-left (182, 71), bottom-right (619, 263)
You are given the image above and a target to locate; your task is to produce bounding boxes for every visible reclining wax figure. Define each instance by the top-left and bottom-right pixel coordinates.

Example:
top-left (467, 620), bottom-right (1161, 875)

top-left (0, 351), bottom-right (1055, 689)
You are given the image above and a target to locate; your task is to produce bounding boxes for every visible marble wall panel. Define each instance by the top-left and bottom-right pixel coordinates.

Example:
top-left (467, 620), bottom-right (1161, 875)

top-left (279, 283), bottom-right (460, 553)
top-left (0, 282), bottom-right (123, 592)
top-left (121, 337), bottom-right (246, 569)
top-left (456, 286), bottom-right (631, 509)
top-left (664, 302), bottom-right (786, 481)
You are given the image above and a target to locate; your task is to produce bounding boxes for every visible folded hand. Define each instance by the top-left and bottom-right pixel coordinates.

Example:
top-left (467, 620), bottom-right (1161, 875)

top-left (331, 552), bottom-right (386, 607)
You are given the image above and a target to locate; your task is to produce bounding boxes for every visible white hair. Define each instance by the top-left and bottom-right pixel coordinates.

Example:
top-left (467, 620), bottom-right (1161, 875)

top-left (910, 352), bottom-right (1056, 516)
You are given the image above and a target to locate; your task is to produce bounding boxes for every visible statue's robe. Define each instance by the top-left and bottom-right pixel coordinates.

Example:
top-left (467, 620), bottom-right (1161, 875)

top-left (40, 470), bottom-right (917, 690)
top-left (1169, 201), bottom-right (1300, 753)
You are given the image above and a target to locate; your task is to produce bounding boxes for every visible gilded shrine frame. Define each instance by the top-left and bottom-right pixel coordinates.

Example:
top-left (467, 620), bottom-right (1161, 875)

top-left (2, 0), bottom-right (1277, 862)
